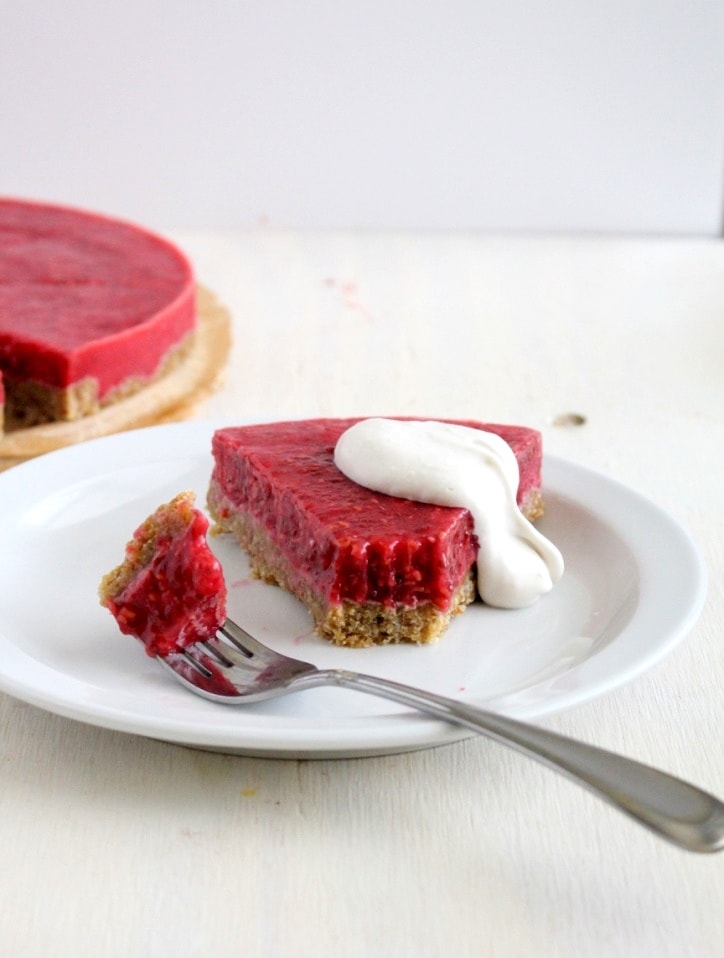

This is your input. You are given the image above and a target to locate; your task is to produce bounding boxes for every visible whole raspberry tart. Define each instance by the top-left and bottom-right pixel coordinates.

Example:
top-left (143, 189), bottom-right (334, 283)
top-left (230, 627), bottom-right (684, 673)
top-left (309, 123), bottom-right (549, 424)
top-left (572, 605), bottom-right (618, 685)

top-left (0, 198), bottom-right (196, 431)
top-left (207, 417), bottom-right (555, 648)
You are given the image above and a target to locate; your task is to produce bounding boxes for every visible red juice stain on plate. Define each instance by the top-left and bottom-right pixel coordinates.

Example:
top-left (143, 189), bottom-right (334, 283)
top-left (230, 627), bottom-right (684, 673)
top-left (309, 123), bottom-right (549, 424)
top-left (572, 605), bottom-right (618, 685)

top-left (230, 577), bottom-right (254, 590)
top-left (293, 629), bottom-right (316, 646)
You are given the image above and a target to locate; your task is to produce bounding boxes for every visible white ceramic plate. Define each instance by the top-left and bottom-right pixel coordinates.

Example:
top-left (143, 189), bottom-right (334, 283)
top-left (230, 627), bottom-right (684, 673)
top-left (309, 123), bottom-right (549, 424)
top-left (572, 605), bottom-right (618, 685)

top-left (0, 419), bottom-right (707, 758)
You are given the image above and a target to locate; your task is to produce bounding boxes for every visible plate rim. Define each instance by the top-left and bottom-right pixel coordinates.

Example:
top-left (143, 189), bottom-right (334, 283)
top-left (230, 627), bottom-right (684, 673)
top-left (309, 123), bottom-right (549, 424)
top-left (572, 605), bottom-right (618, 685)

top-left (0, 418), bottom-right (708, 757)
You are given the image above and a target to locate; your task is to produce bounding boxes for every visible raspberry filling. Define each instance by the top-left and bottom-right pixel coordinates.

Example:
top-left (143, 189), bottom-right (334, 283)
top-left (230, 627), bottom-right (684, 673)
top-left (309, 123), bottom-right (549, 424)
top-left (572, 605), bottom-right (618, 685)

top-left (209, 418), bottom-right (543, 611)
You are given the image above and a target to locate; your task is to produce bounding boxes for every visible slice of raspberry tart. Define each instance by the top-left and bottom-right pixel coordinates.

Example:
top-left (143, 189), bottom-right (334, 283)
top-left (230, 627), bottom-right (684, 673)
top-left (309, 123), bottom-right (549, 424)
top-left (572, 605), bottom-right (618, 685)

top-left (207, 417), bottom-right (562, 648)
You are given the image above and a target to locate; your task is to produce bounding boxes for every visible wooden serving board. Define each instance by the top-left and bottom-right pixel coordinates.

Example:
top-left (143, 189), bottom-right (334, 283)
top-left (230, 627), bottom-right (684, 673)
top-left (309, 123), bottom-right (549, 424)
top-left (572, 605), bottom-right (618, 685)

top-left (0, 285), bottom-right (231, 471)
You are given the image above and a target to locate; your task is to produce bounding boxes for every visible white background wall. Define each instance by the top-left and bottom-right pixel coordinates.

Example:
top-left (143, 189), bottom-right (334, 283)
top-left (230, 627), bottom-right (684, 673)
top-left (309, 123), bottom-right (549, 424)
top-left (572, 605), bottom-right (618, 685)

top-left (2, 1), bottom-right (722, 234)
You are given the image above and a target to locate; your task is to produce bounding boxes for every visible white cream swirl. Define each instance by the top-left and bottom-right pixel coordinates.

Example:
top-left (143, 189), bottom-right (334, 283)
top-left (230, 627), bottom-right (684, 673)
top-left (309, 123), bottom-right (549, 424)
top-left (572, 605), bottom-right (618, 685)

top-left (334, 418), bottom-right (564, 609)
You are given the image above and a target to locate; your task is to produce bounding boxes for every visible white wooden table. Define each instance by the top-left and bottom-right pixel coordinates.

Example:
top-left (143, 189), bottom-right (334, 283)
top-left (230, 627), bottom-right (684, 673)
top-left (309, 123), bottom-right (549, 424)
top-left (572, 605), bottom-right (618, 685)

top-left (1, 232), bottom-right (722, 957)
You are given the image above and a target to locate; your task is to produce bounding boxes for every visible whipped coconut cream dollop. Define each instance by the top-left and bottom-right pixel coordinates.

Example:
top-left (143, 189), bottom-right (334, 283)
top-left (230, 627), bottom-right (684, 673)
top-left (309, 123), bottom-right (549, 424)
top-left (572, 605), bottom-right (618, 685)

top-left (334, 418), bottom-right (564, 609)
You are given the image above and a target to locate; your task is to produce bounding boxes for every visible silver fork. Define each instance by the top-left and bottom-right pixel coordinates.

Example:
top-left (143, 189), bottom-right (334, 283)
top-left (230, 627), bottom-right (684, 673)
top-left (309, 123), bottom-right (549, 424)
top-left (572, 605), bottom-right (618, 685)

top-left (160, 618), bottom-right (724, 854)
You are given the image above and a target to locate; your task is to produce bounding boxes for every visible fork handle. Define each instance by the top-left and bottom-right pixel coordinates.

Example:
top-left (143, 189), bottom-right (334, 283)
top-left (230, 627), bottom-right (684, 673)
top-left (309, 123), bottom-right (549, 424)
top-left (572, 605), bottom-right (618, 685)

top-left (308, 669), bottom-right (724, 854)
